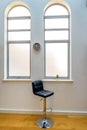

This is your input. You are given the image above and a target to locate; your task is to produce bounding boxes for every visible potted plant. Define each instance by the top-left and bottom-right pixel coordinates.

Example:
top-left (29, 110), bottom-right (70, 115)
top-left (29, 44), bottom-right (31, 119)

top-left (56, 74), bottom-right (59, 79)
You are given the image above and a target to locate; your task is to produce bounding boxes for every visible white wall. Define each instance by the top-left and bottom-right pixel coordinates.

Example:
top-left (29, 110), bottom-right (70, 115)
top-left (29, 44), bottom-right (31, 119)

top-left (0, 0), bottom-right (87, 114)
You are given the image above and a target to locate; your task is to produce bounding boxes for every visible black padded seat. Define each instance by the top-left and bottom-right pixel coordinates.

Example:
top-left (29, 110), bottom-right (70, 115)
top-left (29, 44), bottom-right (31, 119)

top-left (32, 80), bottom-right (54, 98)
top-left (36, 90), bottom-right (54, 98)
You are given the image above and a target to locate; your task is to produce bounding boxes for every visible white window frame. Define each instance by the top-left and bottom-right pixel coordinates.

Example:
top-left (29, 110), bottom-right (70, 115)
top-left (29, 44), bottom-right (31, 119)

top-left (4, 3), bottom-right (31, 79)
top-left (44, 4), bottom-right (71, 80)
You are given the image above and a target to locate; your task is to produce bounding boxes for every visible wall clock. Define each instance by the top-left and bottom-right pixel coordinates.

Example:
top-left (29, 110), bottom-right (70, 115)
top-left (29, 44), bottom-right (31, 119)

top-left (33, 43), bottom-right (40, 51)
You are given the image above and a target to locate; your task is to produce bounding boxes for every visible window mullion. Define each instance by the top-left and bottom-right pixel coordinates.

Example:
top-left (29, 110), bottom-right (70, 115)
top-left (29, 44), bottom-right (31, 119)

top-left (45, 28), bottom-right (69, 31)
top-left (45, 40), bottom-right (69, 43)
top-left (8, 41), bottom-right (31, 44)
top-left (8, 16), bottom-right (31, 20)
top-left (44, 15), bottom-right (69, 19)
top-left (8, 29), bottom-right (31, 32)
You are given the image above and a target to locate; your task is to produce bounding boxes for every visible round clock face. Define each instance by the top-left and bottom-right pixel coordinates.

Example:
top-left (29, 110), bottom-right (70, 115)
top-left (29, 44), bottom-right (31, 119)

top-left (33, 43), bottom-right (40, 51)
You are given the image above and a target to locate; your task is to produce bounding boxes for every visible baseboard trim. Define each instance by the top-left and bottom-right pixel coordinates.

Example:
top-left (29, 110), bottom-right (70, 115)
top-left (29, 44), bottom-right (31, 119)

top-left (0, 108), bottom-right (87, 115)
top-left (0, 108), bottom-right (42, 114)
top-left (52, 110), bottom-right (87, 115)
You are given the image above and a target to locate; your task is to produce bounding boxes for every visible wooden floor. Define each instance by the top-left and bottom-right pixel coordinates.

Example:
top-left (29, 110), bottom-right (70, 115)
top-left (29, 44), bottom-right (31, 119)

top-left (0, 113), bottom-right (87, 130)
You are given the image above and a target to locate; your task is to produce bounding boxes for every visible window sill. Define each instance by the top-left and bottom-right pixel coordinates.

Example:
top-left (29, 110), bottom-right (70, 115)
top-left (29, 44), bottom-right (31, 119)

top-left (2, 79), bottom-right (32, 82)
top-left (2, 78), bottom-right (73, 83)
top-left (43, 79), bottom-right (73, 83)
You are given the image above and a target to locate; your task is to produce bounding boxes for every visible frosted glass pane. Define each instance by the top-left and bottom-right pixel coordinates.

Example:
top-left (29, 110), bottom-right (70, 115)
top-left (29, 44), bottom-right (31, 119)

top-left (8, 19), bottom-right (30, 30)
top-left (45, 5), bottom-right (68, 16)
top-left (46, 43), bottom-right (68, 77)
top-left (8, 6), bottom-right (30, 17)
top-left (8, 31), bottom-right (30, 41)
top-left (45, 31), bottom-right (68, 40)
top-left (45, 18), bottom-right (68, 29)
top-left (9, 44), bottom-right (30, 76)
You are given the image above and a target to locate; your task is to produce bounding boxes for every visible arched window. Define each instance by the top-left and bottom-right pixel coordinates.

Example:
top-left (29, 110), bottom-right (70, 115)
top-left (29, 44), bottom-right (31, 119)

top-left (5, 5), bottom-right (31, 79)
top-left (44, 4), bottom-right (70, 79)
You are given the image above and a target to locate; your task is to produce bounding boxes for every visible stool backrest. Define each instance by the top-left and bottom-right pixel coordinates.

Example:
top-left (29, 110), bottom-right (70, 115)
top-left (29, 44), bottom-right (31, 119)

top-left (32, 80), bottom-right (43, 94)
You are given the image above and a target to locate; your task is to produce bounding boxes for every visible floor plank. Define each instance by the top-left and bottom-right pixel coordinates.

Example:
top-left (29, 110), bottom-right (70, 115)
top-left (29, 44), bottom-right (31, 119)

top-left (0, 113), bottom-right (87, 130)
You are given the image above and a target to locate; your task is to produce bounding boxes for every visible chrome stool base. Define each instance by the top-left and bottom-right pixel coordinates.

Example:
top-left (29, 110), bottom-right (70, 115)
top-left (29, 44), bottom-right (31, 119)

top-left (37, 118), bottom-right (53, 128)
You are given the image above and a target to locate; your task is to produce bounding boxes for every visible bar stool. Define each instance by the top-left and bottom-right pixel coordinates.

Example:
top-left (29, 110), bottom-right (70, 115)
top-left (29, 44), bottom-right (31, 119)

top-left (32, 80), bottom-right (54, 128)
